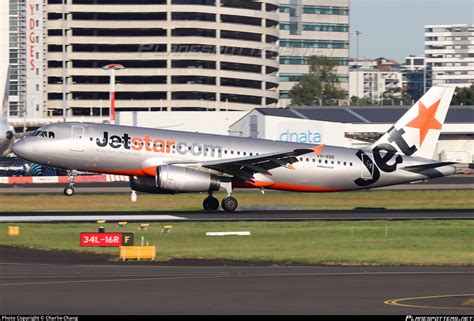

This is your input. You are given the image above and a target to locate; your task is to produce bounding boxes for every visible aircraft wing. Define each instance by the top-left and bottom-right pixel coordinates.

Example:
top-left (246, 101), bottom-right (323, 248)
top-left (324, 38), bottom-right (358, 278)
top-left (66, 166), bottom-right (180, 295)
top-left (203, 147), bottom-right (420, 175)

top-left (194, 148), bottom-right (315, 180)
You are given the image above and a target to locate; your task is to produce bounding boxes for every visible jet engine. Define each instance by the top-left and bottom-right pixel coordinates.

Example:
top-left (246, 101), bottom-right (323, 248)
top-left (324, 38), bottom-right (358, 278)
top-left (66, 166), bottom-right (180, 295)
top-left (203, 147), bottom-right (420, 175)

top-left (130, 176), bottom-right (176, 194)
top-left (130, 165), bottom-right (220, 194)
top-left (6, 130), bottom-right (14, 140)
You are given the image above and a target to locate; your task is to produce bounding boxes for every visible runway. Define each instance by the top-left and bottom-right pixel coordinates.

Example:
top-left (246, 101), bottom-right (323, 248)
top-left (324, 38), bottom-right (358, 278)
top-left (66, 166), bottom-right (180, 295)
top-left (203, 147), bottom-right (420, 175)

top-left (1, 208), bottom-right (473, 222)
top-left (0, 251), bottom-right (472, 315)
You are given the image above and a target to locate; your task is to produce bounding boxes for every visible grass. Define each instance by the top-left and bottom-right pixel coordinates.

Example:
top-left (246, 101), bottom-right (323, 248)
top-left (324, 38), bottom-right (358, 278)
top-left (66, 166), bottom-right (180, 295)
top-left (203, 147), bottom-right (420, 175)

top-left (1, 220), bottom-right (473, 266)
top-left (0, 190), bottom-right (473, 212)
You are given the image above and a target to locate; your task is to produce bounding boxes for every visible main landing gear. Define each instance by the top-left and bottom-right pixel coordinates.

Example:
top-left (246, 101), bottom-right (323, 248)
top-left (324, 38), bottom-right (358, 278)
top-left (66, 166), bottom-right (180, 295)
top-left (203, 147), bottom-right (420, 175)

top-left (203, 195), bottom-right (219, 211)
top-left (202, 181), bottom-right (238, 212)
top-left (202, 194), bottom-right (238, 212)
top-left (221, 196), bottom-right (238, 212)
top-left (64, 170), bottom-right (77, 196)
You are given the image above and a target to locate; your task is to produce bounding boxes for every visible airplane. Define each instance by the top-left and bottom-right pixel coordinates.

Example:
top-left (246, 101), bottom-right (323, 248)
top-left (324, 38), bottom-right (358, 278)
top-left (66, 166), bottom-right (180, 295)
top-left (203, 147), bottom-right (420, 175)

top-left (13, 86), bottom-right (457, 212)
top-left (0, 66), bottom-right (15, 156)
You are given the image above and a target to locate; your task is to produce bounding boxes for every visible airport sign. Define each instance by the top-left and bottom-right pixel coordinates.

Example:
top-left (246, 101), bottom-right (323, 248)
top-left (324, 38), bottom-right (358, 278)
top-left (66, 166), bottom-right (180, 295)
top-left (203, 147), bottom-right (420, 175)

top-left (80, 232), bottom-right (134, 247)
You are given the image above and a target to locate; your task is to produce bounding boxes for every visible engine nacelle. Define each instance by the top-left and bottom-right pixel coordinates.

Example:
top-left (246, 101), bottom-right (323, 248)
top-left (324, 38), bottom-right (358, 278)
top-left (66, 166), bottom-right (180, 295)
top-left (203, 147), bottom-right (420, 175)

top-left (130, 176), bottom-right (176, 194)
top-left (6, 130), bottom-right (14, 140)
top-left (130, 165), bottom-right (220, 194)
top-left (157, 165), bottom-right (220, 192)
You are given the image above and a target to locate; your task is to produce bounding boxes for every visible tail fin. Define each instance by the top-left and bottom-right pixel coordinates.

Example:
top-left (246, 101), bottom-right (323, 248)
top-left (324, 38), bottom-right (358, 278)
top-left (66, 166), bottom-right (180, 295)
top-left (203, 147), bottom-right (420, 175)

top-left (1, 65), bottom-right (10, 123)
top-left (370, 86), bottom-right (455, 160)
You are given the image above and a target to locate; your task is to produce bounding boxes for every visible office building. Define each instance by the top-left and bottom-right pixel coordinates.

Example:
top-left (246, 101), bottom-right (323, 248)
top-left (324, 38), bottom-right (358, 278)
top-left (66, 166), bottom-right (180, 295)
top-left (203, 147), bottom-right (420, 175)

top-left (425, 24), bottom-right (474, 88)
top-left (278, 0), bottom-right (349, 106)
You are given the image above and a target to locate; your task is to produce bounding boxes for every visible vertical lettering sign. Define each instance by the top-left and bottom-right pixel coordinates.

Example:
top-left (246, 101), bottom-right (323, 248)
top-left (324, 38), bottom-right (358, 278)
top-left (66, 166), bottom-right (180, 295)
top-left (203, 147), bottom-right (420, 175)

top-left (28, 3), bottom-right (36, 71)
top-left (26, 0), bottom-right (44, 118)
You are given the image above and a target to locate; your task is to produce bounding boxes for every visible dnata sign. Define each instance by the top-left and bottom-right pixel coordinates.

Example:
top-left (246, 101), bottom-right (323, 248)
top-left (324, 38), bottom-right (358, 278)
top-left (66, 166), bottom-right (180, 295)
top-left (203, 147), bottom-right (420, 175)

top-left (279, 129), bottom-right (322, 144)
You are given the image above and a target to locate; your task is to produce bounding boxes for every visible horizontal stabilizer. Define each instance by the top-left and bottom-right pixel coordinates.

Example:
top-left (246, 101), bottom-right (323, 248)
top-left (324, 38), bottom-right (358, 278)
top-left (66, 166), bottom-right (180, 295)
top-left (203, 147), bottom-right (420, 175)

top-left (402, 161), bottom-right (456, 173)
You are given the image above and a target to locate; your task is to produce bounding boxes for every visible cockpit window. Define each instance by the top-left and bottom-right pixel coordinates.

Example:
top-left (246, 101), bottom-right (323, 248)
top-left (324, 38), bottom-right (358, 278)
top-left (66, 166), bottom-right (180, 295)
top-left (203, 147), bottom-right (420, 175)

top-left (30, 130), bottom-right (55, 139)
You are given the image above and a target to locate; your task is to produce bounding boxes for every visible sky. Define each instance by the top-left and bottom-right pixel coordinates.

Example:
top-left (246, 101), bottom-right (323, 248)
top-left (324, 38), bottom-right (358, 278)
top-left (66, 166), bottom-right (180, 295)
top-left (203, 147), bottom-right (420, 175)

top-left (350, 0), bottom-right (474, 62)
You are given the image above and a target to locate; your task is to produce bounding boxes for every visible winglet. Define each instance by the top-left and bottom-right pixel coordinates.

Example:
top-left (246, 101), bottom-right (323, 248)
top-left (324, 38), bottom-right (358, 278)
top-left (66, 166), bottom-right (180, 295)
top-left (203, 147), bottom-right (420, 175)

top-left (312, 144), bottom-right (325, 156)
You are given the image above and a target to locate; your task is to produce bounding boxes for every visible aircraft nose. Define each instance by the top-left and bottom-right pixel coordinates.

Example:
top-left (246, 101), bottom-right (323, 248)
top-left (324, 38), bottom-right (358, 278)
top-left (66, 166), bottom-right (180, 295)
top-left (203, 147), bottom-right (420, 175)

top-left (12, 139), bottom-right (29, 158)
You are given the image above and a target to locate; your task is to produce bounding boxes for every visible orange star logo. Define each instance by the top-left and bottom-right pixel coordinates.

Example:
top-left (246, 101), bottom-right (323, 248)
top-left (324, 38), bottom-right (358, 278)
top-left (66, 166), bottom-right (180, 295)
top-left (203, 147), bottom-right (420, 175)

top-left (406, 99), bottom-right (442, 146)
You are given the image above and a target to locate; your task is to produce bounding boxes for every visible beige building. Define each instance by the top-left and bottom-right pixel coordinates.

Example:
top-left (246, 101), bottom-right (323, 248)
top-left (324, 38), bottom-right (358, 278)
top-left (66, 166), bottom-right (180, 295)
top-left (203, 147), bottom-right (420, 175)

top-left (8, 0), bottom-right (46, 121)
top-left (278, 0), bottom-right (349, 106)
top-left (43, 0), bottom-right (280, 120)
top-left (8, 0), bottom-right (351, 126)
top-left (349, 68), bottom-right (403, 103)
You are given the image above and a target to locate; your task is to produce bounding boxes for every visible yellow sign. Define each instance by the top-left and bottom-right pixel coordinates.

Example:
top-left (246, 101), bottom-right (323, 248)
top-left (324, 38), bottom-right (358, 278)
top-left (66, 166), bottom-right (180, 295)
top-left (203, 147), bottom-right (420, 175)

top-left (120, 246), bottom-right (156, 261)
top-left (8, 226), bottom-right (20, 236)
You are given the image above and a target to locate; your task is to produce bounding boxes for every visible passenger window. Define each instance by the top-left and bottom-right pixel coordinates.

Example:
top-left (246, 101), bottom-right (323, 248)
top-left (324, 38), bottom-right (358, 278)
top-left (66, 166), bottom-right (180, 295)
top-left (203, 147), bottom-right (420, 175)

top-left (343, 162), bottom-right (347, 166)
top-left (350, 162), bottom-right (353, 166)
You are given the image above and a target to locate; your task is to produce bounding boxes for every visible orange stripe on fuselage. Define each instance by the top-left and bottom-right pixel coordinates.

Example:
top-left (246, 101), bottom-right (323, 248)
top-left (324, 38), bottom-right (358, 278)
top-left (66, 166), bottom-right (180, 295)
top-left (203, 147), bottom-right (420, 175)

top-left (233, 180), bottom-right (345, 192)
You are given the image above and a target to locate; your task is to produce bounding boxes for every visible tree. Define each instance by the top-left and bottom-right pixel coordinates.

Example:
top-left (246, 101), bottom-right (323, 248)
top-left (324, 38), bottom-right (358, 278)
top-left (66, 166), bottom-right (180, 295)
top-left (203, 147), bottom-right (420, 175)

top-left (288, 55), bottom-right (347, 106)
top-left (288, 74), bottom-right (322, 106)
top-left (451, 86), bottom-right (474, 105)
top-left (381, 87), bottom-right (412, 105)
top-left (350, 96), bottom-right (375, 106)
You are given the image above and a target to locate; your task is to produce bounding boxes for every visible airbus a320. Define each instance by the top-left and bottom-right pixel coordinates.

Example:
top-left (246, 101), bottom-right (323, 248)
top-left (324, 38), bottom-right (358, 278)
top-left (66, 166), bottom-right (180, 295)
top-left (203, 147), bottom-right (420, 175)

top-left (13, 86), bottom-right (457, 211)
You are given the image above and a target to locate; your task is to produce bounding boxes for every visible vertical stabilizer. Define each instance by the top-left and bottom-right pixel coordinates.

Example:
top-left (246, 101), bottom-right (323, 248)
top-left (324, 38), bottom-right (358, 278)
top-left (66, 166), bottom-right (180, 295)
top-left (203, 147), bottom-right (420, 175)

top-left (370, 86), bottom-right (455, 160)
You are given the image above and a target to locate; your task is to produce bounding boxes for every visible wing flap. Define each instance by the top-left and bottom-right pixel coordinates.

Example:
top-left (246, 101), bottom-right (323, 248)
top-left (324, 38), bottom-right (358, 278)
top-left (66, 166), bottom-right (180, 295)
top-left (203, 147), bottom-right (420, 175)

top-left (200, 148), bottom-right (315, 178)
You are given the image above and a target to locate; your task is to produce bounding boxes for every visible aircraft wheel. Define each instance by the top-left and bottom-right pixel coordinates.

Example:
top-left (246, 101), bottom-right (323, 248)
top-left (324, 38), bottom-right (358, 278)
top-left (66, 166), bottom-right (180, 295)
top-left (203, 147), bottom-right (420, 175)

top-left (221, 196), bottom-right (238, 212)
top-left (203, 196), bottom-right (219, 211)
top-left (64, 187), bottom-right (75, 196)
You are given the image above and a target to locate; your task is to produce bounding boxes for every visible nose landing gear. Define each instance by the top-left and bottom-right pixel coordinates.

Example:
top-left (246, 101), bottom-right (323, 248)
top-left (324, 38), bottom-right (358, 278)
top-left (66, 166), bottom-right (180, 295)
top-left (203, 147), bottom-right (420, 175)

top-left (63, 170), bottom-right (77, 196)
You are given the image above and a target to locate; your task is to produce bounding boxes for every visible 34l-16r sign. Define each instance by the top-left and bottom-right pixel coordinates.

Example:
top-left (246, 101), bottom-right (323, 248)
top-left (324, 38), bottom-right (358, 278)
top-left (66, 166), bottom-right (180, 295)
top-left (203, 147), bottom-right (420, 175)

top-left (80, 233), bottom-right (134, 247)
